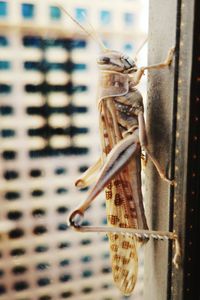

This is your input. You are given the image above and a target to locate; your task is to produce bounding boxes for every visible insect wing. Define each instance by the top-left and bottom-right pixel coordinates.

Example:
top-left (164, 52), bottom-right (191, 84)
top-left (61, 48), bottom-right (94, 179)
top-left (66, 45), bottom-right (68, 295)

top-left (106, 169), bottom-right (139, 295)
top-left (100, 102), bottom-right (139, 294)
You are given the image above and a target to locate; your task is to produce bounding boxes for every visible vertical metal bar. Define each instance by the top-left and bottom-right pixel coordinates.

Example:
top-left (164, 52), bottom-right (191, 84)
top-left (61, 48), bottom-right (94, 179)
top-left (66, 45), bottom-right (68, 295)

top-left (171, 1), bottom-right (200, 300)
top-left (144, 1), bottom-right (200, 300)
top-left (144, 1), bottom-right (178, 300)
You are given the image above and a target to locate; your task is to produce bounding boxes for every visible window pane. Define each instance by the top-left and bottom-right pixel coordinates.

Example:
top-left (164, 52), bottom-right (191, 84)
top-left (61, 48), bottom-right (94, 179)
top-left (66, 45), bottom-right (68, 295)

top-left (0, 1), bottom-right (7, 17)
top-left (75, 8), bottom-right (87, 23)
top-left (124, 43), bottom-right (134, 52)
top-left (50, 6), bottom-right (61, 20)
top-left (0, 36), bottom-right (8, 46)
top-left (0, 61), bottom-right (11, 70)
top-left (124, 12), bottom-right (134, 26)
top-left (100, 10), bottom-right (111, 25)
top-left (21, 3), bottom-right (35, 19)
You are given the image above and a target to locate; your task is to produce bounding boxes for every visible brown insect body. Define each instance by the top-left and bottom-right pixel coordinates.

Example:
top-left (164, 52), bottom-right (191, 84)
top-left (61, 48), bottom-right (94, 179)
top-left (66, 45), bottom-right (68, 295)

top-left (97, 51), bottom-right (148, 294)
top-left (63, 7), bottom-right (180, 295)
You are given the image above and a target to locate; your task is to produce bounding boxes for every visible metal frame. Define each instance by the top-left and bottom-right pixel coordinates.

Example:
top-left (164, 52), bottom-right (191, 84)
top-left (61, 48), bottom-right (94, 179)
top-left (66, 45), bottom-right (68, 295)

top-left (144, 1), bottom-right (200, 299)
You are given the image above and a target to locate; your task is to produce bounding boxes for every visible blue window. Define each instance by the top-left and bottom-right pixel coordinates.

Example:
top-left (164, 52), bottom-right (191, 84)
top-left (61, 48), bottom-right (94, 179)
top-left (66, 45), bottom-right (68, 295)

top-left (124, 12), bottom-right (134, 26)
top-left (0, 36), bottom-right (8, 46)
top-left (0, 61), bottom-right (11, 70)
top-left (0, 1), bottom-right (7, 17)
top-left (124, 43), bottom-right (134, 52)
top-left (2, 129), bottom-right (15, 138)
top-left (102, 217), bottom-right (107, 225)
top-left (21, 3), bottom-right (35, 19)
top-left (71, 39), bottom-right (87, 49)
top-left (100, 10), bottom-right (111, 25)
top-left (24, 61), bottom-right (40, 70)
top-left (0, 84), bottom-right (12, 94)
top-left (75, 8), bottom-right (87, 23)
top-left (0, 105), bottom-right (13, 115)
top-left (50, 6), bottom-right (61, 20)
top-left (23, 36), bottom-right (42, 48)
top-left (74, 63), bottom-right (87, 71)
top-left (82, 269), bottom-right (93, 278)
top-left (81, 255), bottom-right (92, 263)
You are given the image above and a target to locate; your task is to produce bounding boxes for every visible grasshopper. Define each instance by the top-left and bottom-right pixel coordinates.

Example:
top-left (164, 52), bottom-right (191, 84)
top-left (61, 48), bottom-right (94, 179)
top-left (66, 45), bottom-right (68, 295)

top-left (60, 7), bottom-right (180, 296)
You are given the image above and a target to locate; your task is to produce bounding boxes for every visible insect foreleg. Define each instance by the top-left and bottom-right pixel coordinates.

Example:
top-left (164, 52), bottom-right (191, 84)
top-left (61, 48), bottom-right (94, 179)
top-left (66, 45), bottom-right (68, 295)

top-left (75, 157), bottom-right (102, 189)
top-left (143, 46), bottom-right (175, 71)
top-left (138, 111), bottom-right (173, 185)
top-left (133, 47), bottom-right (175, 85)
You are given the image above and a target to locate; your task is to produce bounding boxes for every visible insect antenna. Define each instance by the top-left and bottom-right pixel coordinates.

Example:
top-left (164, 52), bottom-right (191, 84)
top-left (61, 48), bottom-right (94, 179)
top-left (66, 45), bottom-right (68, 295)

top-left (59, 5), bottom-right (107, 52)
top-left (80, 11), bottom-right (108, 52)
top-left (134, 37), bottom-right (148, 60)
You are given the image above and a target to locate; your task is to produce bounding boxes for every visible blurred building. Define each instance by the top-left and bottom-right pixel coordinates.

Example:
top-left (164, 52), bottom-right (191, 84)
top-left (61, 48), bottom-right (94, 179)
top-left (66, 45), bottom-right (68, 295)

top-left (0, 1), bottom-right (148, 300)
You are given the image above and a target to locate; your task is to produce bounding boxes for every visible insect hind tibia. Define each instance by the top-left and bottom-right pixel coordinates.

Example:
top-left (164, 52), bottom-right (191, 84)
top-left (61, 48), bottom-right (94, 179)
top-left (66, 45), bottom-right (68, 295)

top-left (69, 222), bottom-right (181, 268)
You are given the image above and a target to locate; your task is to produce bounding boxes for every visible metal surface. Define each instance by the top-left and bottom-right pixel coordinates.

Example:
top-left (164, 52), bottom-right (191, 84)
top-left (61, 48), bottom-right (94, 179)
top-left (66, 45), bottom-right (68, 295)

top-left (144, 1), bottom-right (177, 299)
top-left (172, 1), bottom-right (200, 299)
top-left (144, 1), bottom-right (200, 300)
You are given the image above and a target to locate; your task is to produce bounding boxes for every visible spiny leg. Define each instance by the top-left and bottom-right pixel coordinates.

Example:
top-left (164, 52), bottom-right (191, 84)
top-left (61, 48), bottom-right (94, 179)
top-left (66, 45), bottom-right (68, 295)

top-left (73, 224), bottom-right (180, 269)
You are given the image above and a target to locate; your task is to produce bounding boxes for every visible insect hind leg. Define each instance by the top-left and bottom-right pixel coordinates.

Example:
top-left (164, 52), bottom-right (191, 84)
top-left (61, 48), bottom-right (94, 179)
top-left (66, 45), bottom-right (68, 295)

top-left (75, 157), bottom-right (102, 189)
top-left (69, 133), bottom-right (140, 227)
top-left (73, 224), bottom-right (181, 269)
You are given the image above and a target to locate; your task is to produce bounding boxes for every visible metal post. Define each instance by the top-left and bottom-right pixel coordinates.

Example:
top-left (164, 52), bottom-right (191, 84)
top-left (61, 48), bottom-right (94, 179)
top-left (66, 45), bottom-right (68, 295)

top-left (144, 1), bottom-right (200, 299)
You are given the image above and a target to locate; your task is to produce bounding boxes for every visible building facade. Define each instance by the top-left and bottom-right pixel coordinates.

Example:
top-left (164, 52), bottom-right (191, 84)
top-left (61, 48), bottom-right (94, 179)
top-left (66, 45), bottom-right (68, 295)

top-left (0, 1), bottom-right (148, 299)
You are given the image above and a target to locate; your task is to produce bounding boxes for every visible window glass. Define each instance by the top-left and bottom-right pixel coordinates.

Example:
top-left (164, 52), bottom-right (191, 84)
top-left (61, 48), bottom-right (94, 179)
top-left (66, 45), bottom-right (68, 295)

top-left (50, 6), bottom-right (61, 20)
top-left (75, 8), bottom-right (87, 23)
top-left (0, 36), bottom-right (8, 46)
top-left (100, 10), bottom-right (111, 25)
top-left (21, 3), bottom-right (35, 19)
top-left (124, 12), bottom-right (134, 26)
top-left (124, 43), bottom-right (134, 52)
top-left (0, 1), bottom-right (7, 17)
top-left (0, 61), bottom-right (11, 70)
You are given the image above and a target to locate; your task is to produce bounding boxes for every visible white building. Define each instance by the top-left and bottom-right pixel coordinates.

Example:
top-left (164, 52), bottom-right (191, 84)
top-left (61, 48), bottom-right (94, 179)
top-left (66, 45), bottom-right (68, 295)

top-left (0, 1), bottom-right (148, 299)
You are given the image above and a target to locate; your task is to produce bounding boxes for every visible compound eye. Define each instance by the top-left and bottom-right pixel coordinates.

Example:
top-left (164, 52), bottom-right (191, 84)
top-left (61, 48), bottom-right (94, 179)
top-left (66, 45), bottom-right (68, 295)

top-left (127, 57), bottom-right (134, 66)
top-left (102, 57), bottom-right (110, 63)
top-left (97, 56), bottom-right (110, 64)
top-left (121, 55), bottom-right (132, 67)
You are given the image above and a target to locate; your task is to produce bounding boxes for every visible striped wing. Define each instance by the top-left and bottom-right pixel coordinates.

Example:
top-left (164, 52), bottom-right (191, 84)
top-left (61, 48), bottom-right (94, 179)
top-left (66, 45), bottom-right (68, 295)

top-left (99, 99), bottom-right (147, 295)
top-left (105, 163), bottom-right (139, 295)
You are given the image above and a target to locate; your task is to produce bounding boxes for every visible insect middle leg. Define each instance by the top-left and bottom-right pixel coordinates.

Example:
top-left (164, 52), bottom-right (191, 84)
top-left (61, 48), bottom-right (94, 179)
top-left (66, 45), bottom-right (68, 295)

top-left (75, 157), bottom-right (102, 189)
top-left (138, 111), bottom-right (173, 184)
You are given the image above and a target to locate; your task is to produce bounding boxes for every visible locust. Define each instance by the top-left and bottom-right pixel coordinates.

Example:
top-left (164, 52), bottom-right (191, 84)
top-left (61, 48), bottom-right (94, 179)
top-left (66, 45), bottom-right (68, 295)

top-left (60, 7), bottom-right (180, 296)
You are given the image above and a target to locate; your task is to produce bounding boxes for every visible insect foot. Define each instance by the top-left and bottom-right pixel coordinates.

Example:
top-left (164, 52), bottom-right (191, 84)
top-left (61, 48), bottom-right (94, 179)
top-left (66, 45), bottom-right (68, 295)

top-left (165, 47), bottom-right (175, 65)
top-left (75, 179), bottom-right (84, 188)
top-left (172, 236), bottom-right (181, 269)
top-left (69, 210), bottom-right (84, 228)
top-left (170, 179), bottom-right (176, 186)
top-left (141, 150), bottom-right (148, 168)
top-left (161, 174), bottom-right (175, 185)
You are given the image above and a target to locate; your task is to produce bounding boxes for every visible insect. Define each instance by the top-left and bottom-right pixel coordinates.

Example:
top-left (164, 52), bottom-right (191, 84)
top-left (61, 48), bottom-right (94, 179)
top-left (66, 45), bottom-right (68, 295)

top-left (60, 7), bottom-right (180, 296)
